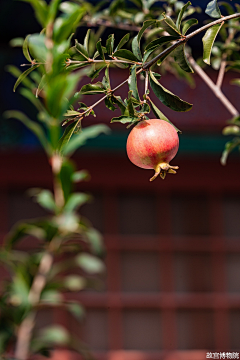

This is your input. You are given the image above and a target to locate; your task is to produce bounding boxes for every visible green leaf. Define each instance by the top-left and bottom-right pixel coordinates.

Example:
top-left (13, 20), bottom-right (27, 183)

top-left (53, 6), bottom-right (86, 43)
top-left (148, 98), bottom-right (181, 133)
top-left (84, 29), bottom-right (91, 54)
top-left (28, 34), bottom-right (47, 62)
top-left (4, 110), bottom-right (50, 154)
top-left (89, 65), bottom-right (106, 81)
top-left (23, 35), bottom-right (32, 63)
top-left (176, 1), bottom-right (191, 30)
top-left (36, 74), bottom-right (47, 98)
top-left (20, 0), bottom-right (48, 27)
top-left (205, 0), bottom-right (221, 18)
top-left (79, 82), bottom-right (106, 95)
top-left (63, 124), bottom-right (110, 156)
top-left (174, 44), bottom-right (193, 73)
top-left (106, 34), bottom-right (114, 55)
top-left (102, 67), bottom-right (111, 90)
top-left (138, 20), bottom-right (156, 42)
top-left (13, 65), bottom-right (39, 92)
top-left (128, 64), bottom-right (140, 101)
top-left (231, 79), bottom-right (240, 87)
top-left (182, 18), bottom-right (198, 35)
top-left (38, 326), bottom-right (70, 345)
top-left (67, 302), bottom-right (85, 320)
top-left (75, 39), bottom-right (89, 59)
top-left (162, 15), bottom-right (182, 36)
top-left (221, 138), bottom-right (240, 165)
top-left (149, 70), bottom-right (192, 112)
top-left (65, 193), bottom-right (90, 213)
top-left (72, 170), bottom-right (90, 183)
top-left (113, 49), bottom-right (140, 63)
top-left (86, 228), bottom-right (104, 255)
top-left (111, 115), bottom-right (138, 124)
top-left (105, 97), bottom-right (116, 111)
top-left (222, 125), bottom-right (240, 136)
top-left (127, 91), bottom-right (135, 117)
top-left (115, 33), bottom-right (130, 51)
top-left (96, 39), bottom-right (105, 61)
top-left (58, 121), bottom-right (80, 153)
top-left (112, 95), bottom-right (127, 114)
top-left (7, 65), bottom-right (34, 89)
top-left (132, 36), bottom-right (142, 61)
top-left (145, 35), bottom-right (180, 52)
top-left (203, 23), bottom-right (223, 65)
top-left (33, 189), bottom-right (57, 212)
top-left (59, 159), bottom-right (75, 201)
top-left (76, 253), bottom-right (105, 274)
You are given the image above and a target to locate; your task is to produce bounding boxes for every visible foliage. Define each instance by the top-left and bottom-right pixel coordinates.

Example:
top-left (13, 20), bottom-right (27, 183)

top-left (1, 0), bottom-right (240, 359)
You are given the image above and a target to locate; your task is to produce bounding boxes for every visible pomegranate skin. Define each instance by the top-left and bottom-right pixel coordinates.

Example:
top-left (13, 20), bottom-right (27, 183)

top-left (126, 119), bottom-right (179, 181)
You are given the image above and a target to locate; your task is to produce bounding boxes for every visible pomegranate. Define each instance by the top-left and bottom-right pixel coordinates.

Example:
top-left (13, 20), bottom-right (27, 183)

top-left (126, 119), bottom-right (179, 181)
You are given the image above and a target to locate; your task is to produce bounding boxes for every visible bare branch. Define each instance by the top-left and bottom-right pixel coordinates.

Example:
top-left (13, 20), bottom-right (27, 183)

top-left (188, 55), bottom-right (239, 117)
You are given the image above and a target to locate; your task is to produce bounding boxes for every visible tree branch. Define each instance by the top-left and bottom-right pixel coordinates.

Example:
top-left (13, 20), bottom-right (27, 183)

top-left (187, 55), bottom-right (239, 117)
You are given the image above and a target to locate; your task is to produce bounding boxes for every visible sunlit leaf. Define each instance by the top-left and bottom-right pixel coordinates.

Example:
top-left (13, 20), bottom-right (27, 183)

top-left (63, 124), bottom-right (110, 156)
top-left (13, 65), bottom-right (39, 92)
top-left (182, 18), bottom-right (198, 35)
top-left (96, 39), bottom-right (105, 61)
top-left (205, 0), bottom-right (221, 18)
top-left (65, 193), bottom-right (90, 213)
top-left (203, 23), bottom-right (223, 65)
top-left (221, 138), bottom-right (240, 165)
top-left (162, 15), bottom-right (182, 36)
top-left (111, 115), bottom-right (138, 124)
top-left (23, 35), bottom-right (32, 63)
top-left (76, 253), bottom-right (105, 274)
top-left (149, 71), bottom-right (192, 112)
top-left (176, 1), bottom-right (191, 30)
top-left (79, 82), bottom-right (106, 95)
top-left (115, 33), bottom-right (130, 51)
top-left (58, 121), bottom-right (80, 153)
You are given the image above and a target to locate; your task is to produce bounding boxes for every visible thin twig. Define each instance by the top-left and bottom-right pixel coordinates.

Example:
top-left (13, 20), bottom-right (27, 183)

top-left (188, 55), bottom-right (239, 117)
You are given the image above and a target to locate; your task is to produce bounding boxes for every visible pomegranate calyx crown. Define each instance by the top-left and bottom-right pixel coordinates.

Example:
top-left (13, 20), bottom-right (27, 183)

top-left (150, 162), bottom-right (179, 182)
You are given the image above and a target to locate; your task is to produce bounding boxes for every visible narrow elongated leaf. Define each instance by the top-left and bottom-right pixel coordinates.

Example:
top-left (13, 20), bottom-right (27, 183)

top-left (96, 39), bottom-right (105, 61)
top-left (35, 190), bottom-right (57, 212)
top-left (162, 15), bottom-right (182, 36)
top-left (89, 65), bottom-right (106, 81)
top-left (79, 82), bottom-right (105, 95)
top-left (182, 18), bottom-right (198, 35)
top-left (58, 121), bottom-right (80, 153)
top-left (23, 35), bottom-right (32, 62)
top-left (148, 98), bottom-right (181, 133)
top-left (111, 115), bottom-right (138, 124)
top-left (65, 193), bottom-right (90, 212)
top-left (47, 0), bottom-right (61, 23)
top-left (13, 65), bottom-right (39, 92)
top-left (145, 35), bottom-right (179, 52)
top-left (132, 36), bottom-right (142, 61)
top-left (84, 29), bottom-right (91, 53)
top-left (128, 64), bottom-right (140, 100)
top-left (149, 71), bottom-right (192, 112)
top-left (115, 33), bottom-right (130, 51)
top-left (112, 95), bottom-right (127, 114)
top-left (113, 49), bottom-right (139, 63)
top-left (4, 110), bottom-right (50, 154)
top-left (221, 138), bottom-right (240, 165)
top-left (75, 40), bottom-right (88, 59)
top-left (174, 44), bottom-right (193, 73)
top-left (63, 124), bottom-right (110, 156)
top-left (205, 0), bottom-right (221, 18)
top-left (203, 23), bottom-right (223, 65)
top-left (138, 20), bottom-right (156, 42)
top-left (36, 74), bottom-right (47, 98)
top-left (176, 1), bottom-right (191, 30)
top-left (127, 91), bottom-right (135, 117)
top-left (76, 253), bottom-right (105, 274)
top-left (106, 34), bottom-right (114, 55)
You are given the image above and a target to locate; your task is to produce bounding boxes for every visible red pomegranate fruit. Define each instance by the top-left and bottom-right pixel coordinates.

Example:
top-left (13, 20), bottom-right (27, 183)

top-left (126, 119), bottom-right (179, 181)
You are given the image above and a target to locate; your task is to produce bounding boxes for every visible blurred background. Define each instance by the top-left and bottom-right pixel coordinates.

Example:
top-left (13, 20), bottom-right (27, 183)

top-left (1, 1), bottom-right (240, 359)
